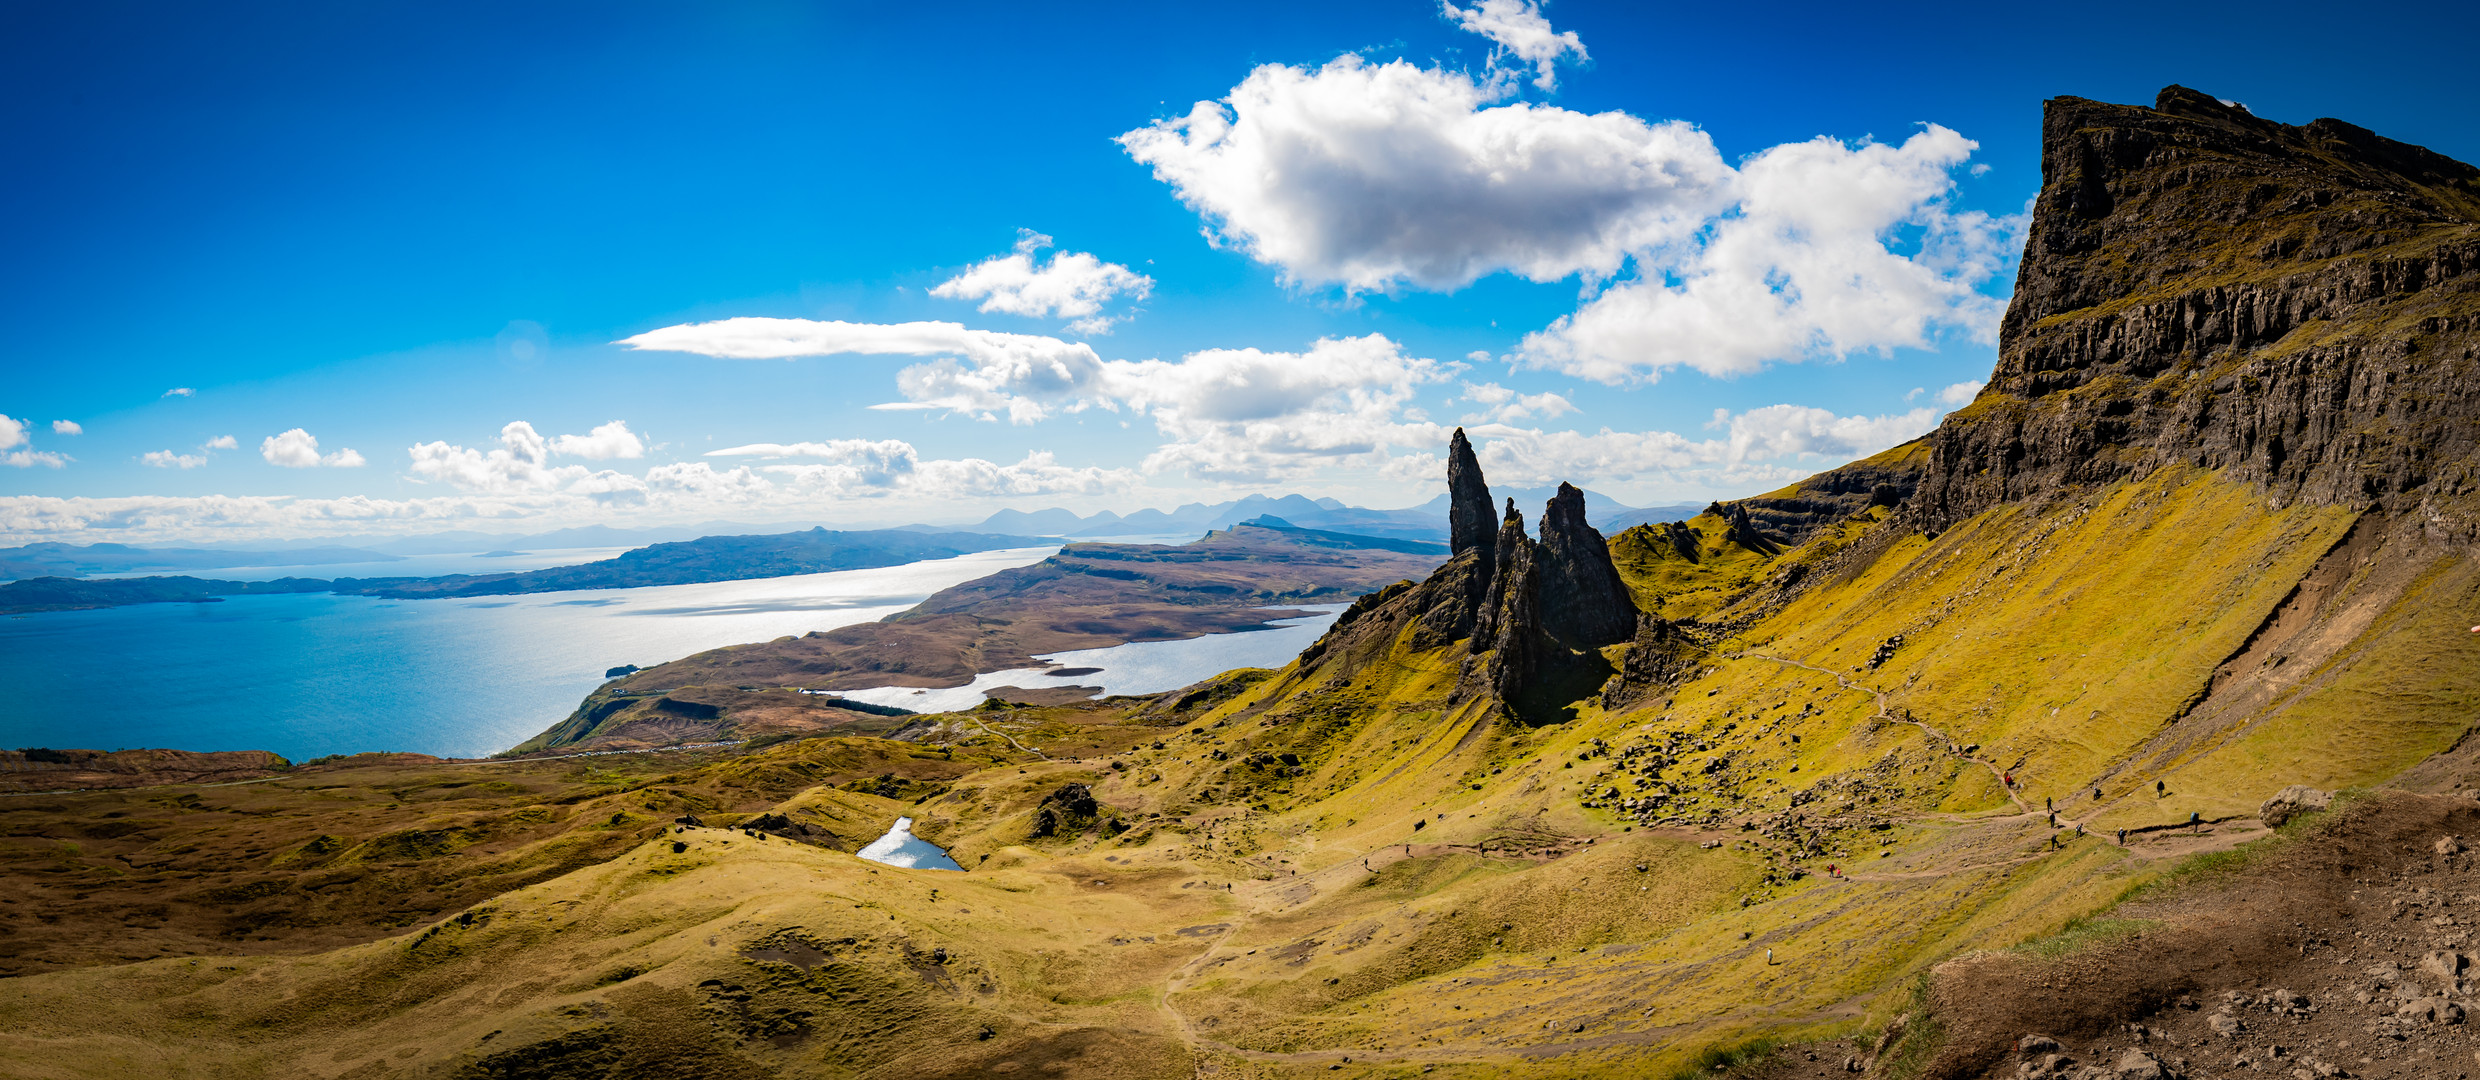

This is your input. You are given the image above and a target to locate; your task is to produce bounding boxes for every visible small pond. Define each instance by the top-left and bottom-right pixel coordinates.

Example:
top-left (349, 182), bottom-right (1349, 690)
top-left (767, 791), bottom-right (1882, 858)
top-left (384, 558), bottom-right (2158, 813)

top-left (835, 603), bottom-right (1348, 713)
top-left (856, 816), bottom-right (963, 871)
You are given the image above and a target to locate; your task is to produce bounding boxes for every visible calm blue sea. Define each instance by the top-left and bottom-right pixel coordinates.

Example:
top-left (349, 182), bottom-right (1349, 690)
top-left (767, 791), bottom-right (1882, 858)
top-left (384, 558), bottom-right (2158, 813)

top-left (0, 547), bottom-right (1059, 761)
top-left (1, 546), bottom-right (1352, 763)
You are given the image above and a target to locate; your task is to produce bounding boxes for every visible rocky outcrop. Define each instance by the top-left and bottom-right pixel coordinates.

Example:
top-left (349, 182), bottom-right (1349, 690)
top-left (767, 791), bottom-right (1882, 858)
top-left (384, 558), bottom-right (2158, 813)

top-left (1707, 501), bottom-right (1785, 557)
top-left (1029, 783), bottom-right (1100, 838)
top-left (1288, 440), bottom-right (1649, 717)
top-left (1535, 483), bottom-right (1638, 648)
top-left (2259, 784), bottom-right (2332, 827)
top-left (1447, 427), bottom-right (1497, 560)
top-left (1909, 86), bottom-right (2480, 532)
top-left (1468, 500), bottom-right (1541, 702)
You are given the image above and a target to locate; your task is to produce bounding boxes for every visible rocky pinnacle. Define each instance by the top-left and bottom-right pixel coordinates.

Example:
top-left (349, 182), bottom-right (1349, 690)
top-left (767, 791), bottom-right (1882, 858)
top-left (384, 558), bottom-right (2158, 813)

top-left (1535, 483), bottom-right (1640, 647)
top-left (1447, 428), bottom-right (1496, 560)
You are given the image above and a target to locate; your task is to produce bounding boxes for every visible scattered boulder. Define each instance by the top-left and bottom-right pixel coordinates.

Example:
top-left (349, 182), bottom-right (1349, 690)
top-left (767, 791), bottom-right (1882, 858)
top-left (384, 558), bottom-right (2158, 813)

top-left (2109, 1047), bottom-right (2168, 1080)
top-left (2437, 835), bottom-right (2464, 855)
top-left (2396, 996), bottom-right (2464, 1024)
top-left (2419, 950), bottom-right (2467, 982)
top-left (2207, 1011), bottom-right (2243, 1036)
top-left (2259, 785), bottom-right (2332, 828)
top-left (2017, 1034), bottom-right (2063, 1056)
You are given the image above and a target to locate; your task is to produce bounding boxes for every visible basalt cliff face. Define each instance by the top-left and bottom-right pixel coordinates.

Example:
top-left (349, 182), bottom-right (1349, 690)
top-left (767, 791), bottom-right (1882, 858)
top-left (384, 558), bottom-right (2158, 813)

top-left (1917, 86), bottom-right (2480, 532)
top-left (1726, 86), bottom-right (2480, 550)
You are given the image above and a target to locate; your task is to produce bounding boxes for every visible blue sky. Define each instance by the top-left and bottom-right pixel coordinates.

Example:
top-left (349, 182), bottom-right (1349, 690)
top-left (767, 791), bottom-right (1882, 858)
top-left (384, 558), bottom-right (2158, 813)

top-left (3, 0), bottom-right (2474, 542)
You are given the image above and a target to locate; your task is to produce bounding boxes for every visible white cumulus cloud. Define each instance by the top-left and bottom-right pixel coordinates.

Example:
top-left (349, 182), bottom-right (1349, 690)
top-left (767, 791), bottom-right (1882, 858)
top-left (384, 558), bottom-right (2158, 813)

top-left (1110, 334), bottom-right (1457, 483)
top-left (406, 421), bottom-right (592, 493)
top-left (1518, 127), bottom-right (2019, 382)
top-left (261, 429), bottom-right (365, 468)
top-left (931, 231), bottom-right (1154, 335)
top-left (0, 413), bottom-right (70, 468)
top-left (1441, 0), bottom-right (1587, 90)
top-left (1123, 49), bottom-right (2022, 385)
top-left (548, 420), bottom-right (646, 460)
top-left (1937, 380), bottom-right (1984, 406)
top-left (144, 434), bottom-right (240, 470)
top-left (51, 420), bottom-right (81, 435)
top-left (1120, 54), bottom-right (1732, 293)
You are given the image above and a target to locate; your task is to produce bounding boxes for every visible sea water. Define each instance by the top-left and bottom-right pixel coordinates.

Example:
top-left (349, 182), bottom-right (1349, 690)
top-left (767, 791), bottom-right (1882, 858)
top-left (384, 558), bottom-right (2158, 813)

top-left (0, 547), bottom-right (1059, 761)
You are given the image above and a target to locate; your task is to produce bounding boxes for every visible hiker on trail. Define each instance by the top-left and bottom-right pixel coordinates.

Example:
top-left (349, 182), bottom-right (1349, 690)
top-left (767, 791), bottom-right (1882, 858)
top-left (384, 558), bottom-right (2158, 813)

top-left (1826, 864), bottom-right (1839, 879)
top-left (2189, 811), bottom-right (2202, 833)
top-left (2048, 811), bottom-right (2057, 828)
top-left (2156, 780), bottom-right (2166, 796)
top-left (2117, 828), bottom-right (2127, 846)
top-left (1766, 948), bottom-right (1776, 965)
top-left (2076, 824), bottom-right (2084, 838)
top-left (2046, 796), bottom-right (2053, 812)
top-left (2093, 788), bottom-right (2102, 801)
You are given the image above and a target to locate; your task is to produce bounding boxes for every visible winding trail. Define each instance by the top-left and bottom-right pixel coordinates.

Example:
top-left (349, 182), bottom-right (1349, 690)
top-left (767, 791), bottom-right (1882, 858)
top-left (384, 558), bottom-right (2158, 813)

top-left (1742, 652), bottom-right (2033, 815)
top-left (968, 718), bottom-right (1046, 759)
top-left (1739, 651), bottom-right (2263, 856)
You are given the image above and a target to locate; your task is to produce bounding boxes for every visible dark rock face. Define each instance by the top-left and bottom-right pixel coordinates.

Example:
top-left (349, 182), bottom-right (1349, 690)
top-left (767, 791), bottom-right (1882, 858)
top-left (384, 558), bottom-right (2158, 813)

top-left (1911, 86), bottom-right (2480, 531)
top-left (1291, 439), bottom-right (1652, 717)
top-left (1446, 428), bottom-right (1497, 560)
top-left (1535, 484), bottom-right (1638, 647)
top-left (1029, 783), bottom-right (1101, 838)
top-left (1706, 502), bottom-right (1783, 557)
top-left (1469, 500), bottom-right (1541, 702)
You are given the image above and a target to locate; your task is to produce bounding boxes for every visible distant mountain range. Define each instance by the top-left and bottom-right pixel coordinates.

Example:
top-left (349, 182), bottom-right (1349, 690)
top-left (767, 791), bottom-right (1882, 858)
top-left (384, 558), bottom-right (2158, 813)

top-left (0, 542), bottom-right (405, 580)
top-left (965, 489), bottom-right (1708, 542)
top-left (0, 492), bottom-right (1718, 583)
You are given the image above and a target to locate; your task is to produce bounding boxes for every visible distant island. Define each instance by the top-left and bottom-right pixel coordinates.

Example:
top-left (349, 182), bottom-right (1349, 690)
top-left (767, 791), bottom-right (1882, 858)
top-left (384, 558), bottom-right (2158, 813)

top-left (0, 527), bottom-right (1046, 614)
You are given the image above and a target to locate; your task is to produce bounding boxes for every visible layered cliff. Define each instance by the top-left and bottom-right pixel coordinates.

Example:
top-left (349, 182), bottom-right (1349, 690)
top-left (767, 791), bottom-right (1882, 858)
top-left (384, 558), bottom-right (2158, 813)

top-left (1915, 86), bottom-right (2480, 530)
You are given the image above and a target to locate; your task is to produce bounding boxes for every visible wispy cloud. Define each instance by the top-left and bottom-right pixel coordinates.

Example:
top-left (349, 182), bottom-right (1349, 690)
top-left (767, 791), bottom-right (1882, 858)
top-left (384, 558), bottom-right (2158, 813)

top-left (162, 387), bottom-right (195, 398)
top-left (50, 420), bottom-right (81, 435)
top-left (142, 450), bottom-right (209, 469)
top-left (1440, 0), bottom-right (1587, 90)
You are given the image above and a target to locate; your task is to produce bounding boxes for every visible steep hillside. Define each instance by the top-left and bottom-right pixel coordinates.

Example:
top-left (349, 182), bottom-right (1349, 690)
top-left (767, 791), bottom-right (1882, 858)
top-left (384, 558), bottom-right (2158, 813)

top-left (4, 87), bottom-right (2479, 1080)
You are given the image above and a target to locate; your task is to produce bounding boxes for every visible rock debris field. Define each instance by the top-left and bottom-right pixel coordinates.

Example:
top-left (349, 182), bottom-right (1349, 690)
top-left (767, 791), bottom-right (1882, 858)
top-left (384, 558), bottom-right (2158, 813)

top-left (1747, 792), bottom-right (2480, 1080)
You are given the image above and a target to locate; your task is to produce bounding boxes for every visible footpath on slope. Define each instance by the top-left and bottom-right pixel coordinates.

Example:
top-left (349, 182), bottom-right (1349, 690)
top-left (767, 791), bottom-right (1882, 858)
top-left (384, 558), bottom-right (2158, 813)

top-left (1739, 652), bottom-right (2268, 866)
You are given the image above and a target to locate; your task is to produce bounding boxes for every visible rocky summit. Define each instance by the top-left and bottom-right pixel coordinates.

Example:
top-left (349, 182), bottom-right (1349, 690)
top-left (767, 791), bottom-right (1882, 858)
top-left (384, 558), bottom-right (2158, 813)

top-left (6, 87), bottom-right (2480, 1080)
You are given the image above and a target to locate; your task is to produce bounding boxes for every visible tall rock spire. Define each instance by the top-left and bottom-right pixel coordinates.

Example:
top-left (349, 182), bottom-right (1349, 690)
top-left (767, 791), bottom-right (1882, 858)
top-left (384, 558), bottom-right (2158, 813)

top-left (1446, 428), bottom-right (1496, 560)
top-left (1535, 483), bottom-right (1639, 647)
